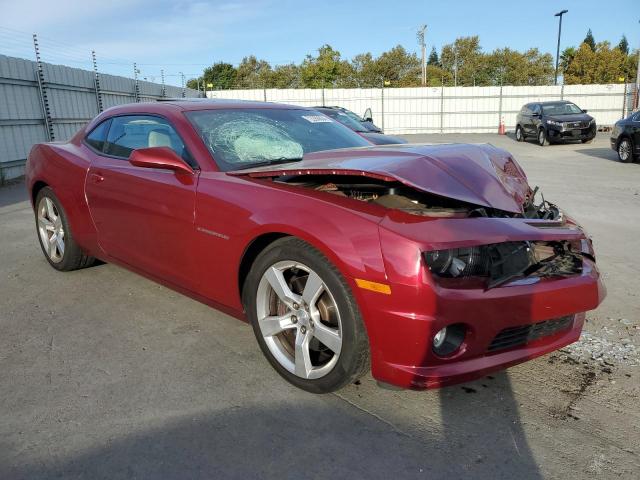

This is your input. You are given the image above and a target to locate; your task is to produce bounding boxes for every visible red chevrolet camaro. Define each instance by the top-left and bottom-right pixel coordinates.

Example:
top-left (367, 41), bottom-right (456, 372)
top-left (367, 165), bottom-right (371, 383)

top-left (26, 99), bottom-right (605, 393)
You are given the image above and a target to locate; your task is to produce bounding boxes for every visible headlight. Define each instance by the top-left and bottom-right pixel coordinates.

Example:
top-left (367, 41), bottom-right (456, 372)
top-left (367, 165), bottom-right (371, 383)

top-left (424, 246), bottom-right (489, 278)
top-left (546, 120), bottom-right (562, 127)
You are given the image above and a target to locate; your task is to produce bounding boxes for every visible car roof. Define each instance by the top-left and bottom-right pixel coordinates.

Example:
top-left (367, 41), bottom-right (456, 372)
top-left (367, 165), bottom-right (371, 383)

top-left (101, 98), bottom-right (311, 116)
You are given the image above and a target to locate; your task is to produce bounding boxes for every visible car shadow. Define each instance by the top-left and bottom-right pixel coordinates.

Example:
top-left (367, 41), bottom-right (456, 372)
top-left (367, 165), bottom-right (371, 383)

top-left (0, 391), bottom-right (536, 480)
top-left (3, 379), bottom-right (544, 480)
top-left (438, 372), bottom-right (542, 478)
top-left (577, 148), bottom-right (629, 163)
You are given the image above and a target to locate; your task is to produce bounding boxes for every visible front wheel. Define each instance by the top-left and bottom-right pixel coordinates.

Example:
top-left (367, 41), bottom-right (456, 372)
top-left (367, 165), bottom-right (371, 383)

top-left (537, 128), bottom-right (548, 146)
top-left (617, 138), bottom-right (633, 163)
top-left (243, 237), bottom-right (369, 393)
top-left (515, 125), bottom-right (524, 142)
top-left (35, 187), bottom-right (95, 271)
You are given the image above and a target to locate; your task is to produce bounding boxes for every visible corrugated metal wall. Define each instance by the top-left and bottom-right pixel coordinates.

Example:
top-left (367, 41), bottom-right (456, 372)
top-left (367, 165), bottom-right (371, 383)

top-left (209, 83), bottom-right (637, 135)
top-left (0, 54), bottom-right (201, 182)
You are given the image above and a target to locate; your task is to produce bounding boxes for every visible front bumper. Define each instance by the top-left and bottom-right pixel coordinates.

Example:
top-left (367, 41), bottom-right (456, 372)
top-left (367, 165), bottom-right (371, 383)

top-left (356, 217), bottom-right (606, 390)
top-left (547, 123), bottom-right (596, 142)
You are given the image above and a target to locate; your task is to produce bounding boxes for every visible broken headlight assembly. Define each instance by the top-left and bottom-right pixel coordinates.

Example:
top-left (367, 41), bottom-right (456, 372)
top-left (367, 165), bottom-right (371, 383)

top-left (424, 241), bottom-right (583, 288)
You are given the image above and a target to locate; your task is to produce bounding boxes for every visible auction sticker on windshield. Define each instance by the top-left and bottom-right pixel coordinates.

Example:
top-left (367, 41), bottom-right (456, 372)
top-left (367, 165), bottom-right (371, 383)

top-left (302, 115), bottom-right (333, 123)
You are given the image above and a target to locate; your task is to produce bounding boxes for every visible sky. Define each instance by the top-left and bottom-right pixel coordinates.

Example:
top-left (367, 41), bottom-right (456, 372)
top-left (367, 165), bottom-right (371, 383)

top-left (0, 0), bottom-right (638, 86)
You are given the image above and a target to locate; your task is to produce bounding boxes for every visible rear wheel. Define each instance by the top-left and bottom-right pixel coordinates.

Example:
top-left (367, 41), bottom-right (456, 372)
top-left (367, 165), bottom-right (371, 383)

top-left (243, 237), bottom-right (369, 393)
top-left (515, 125), bottom-right (524, 142)
top-left (617, 138), bottom-right (633, 163)
top-left (35, 187), bottom-right (95, 271)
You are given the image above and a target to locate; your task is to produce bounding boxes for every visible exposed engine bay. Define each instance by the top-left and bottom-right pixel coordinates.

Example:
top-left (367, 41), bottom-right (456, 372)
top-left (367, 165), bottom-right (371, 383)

top-left (274, 174), bottom-right (583, 288)
top-left (277, 174), bottom-right (560, 220)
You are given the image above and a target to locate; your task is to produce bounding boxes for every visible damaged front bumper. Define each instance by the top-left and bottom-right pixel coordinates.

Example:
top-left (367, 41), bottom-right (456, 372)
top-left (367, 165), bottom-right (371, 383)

top-left (355, 214), bottom-right (606, 390)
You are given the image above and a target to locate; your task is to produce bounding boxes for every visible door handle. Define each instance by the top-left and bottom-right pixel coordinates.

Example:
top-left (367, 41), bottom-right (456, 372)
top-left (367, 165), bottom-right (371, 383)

top-left (89, 172), bottom-right (104, 183)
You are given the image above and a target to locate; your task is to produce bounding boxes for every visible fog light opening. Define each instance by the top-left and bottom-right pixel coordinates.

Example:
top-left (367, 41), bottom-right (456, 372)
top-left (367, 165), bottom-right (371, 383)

top-left (432, 323), bottom-right (466, 357)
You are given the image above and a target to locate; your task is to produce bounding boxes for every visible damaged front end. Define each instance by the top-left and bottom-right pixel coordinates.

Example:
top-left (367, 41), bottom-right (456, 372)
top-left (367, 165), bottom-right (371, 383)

top-left (424, 240), bottom-right (584, 289)
top-left (230, 143), bottom-right (593, 288)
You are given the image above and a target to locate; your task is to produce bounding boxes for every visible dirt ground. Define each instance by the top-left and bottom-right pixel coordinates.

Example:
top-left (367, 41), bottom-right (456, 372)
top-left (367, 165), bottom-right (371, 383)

top-left (0, 132), bottom-right (638, 479)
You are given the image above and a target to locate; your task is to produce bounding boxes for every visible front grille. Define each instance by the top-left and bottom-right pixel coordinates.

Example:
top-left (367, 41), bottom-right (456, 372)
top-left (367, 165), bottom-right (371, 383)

top-left (567, 121), bottom-right (589, 129)
top-left (488, 315), bottom-right (574, 352)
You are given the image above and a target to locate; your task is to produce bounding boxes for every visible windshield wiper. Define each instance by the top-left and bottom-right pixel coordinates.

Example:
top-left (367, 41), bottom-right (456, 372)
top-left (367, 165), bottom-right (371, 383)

top-left (232, 157), bottom-right (304, 170)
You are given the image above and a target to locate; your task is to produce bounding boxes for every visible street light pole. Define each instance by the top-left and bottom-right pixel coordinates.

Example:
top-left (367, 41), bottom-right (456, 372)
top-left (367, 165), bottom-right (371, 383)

top-left (554, 9), bottom-right (568, 86)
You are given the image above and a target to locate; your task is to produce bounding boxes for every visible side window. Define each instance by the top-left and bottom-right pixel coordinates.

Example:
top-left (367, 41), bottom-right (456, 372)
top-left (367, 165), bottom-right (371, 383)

top-left (85, 119), bottom-right (111, 151)
top-left (103, 115), bottom-right (194, 166)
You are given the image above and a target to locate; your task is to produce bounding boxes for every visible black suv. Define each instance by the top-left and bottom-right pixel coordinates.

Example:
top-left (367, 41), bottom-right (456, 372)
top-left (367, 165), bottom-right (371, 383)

top-left (610, 110), bottom-right (640, 162)
top-left (515, 101), bottom-right (596, 146)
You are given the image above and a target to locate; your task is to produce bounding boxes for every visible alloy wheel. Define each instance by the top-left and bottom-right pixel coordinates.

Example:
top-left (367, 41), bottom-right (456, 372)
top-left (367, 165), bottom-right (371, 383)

top-left (618, 140), bottom-right (631, 162)
top-left (256, 261), bottom-right (342, 380)
top-left (37, 196), bottom-right (65, 263)
top-left (538, 129), bottom-right (546, 146)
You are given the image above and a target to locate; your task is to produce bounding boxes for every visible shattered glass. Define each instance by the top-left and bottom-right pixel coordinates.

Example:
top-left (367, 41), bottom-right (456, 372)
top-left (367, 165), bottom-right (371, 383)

top-left (207, 115), bottom-right (303, 164)
top-left (186, 108), bottom-right (370, 171)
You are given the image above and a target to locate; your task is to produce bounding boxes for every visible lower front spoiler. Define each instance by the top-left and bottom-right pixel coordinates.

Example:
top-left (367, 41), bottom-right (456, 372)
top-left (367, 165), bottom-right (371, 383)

top-left (382, 313), bottom-right (585, 390)
top-left (547, 127), bottom-right (595, 142)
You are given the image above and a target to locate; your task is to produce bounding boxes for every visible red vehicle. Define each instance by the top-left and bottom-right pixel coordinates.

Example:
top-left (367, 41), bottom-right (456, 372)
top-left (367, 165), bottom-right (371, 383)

top-left (26, 99), bottom-right (605, 393)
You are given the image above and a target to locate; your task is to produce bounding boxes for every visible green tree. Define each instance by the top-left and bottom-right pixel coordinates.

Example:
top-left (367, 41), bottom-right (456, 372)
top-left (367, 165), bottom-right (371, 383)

top-left (564, 42), bottom-right (628, 84)
top-left (583, 29), bottom-right (596, 51)
top-left (440, 36), bottom-right (483, 86)
top-left (300, 45), bottom-right (353, 88)
top-left (427, 47), bottom-right (439, 66)
top-left (617, 35), bottom-right (629, 55)
top-left (193, 62), bottom-right (237, 90)
top-left (235, 55), bottom-right (273, 88)
top-left (270, 64), bottom-right (301, 88)
top-left (560, 46), bottom-right (577, 73)
top-left (374, 45), bottom-right (421, 86)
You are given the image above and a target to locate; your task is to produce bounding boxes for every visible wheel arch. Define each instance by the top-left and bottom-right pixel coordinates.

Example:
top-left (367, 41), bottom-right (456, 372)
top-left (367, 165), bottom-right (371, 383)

top-left (238, 232), bottom-right (291, 302)
top-left (31, 180), bottom-right (49, 207)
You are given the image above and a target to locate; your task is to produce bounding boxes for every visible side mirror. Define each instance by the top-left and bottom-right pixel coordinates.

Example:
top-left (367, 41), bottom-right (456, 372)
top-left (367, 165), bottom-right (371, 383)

top-left (363, 107), bottom-right (373, 123)
top-left (582, 109), bottom-right (588, 113)
top-left (129, 147), bottom-right (193, 175)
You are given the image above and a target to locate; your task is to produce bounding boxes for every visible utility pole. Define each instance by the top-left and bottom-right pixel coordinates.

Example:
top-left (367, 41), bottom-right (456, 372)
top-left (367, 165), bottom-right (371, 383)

top-left (417, 25), bottom-right (427, 86)
top-left (180, 71), bottom-right (185, 98)
top-left (554, 9), bottom-right (568, 86)
top-left (453, 48), bottom-right (458, 87)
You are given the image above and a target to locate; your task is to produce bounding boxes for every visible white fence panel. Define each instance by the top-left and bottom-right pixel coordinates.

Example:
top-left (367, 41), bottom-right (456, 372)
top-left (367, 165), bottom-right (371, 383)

top-left (208, 83), bottom-right (637, 135)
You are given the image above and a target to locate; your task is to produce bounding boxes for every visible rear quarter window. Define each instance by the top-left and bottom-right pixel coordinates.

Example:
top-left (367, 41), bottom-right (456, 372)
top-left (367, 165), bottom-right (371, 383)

top-left (84, 119), bottom-right (111, 151)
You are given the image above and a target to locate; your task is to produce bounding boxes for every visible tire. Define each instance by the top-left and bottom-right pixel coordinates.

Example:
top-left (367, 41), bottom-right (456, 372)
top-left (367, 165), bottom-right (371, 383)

top-left (35, 187), bottom-right (95, 271)
top-left (515, 125), bottom-right (524, 142)
top-left (617, 138), bottom-right (633, 163)
top-left (581, 138), bottom-right (593, 144)
top-left (537, 128), bottom-right (548, 146)
top-left (243, 237), bottom-right (369, 393)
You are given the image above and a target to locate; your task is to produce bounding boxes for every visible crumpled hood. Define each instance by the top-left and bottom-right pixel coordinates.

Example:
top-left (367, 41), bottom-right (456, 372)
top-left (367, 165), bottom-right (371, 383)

top-left (229, 143), bottom-right (531, 214)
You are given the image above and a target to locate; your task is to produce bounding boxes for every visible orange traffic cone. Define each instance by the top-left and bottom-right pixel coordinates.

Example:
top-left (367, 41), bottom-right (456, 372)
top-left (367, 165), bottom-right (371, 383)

top-left (498, 117), bottom-right (506, 135)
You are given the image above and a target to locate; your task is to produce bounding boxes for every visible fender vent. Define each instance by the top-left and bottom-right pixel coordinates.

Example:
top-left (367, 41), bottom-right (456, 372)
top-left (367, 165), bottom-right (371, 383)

top-left (488, 315), bottom-right (574, 352)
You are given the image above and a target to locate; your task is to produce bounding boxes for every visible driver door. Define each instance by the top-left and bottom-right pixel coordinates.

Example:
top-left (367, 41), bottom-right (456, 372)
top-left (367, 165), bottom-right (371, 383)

top-left (84, 114), bottom-right (199, 289)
